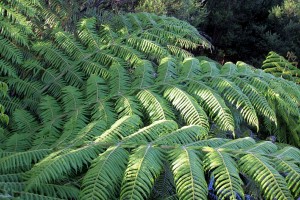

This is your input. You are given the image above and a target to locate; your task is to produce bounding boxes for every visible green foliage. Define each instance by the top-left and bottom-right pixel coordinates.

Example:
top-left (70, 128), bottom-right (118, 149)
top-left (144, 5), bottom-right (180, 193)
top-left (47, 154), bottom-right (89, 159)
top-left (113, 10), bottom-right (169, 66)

top-left (0, 2), bottom-right (300, 199)
top-left (262, 51), bottom-right (300, 84)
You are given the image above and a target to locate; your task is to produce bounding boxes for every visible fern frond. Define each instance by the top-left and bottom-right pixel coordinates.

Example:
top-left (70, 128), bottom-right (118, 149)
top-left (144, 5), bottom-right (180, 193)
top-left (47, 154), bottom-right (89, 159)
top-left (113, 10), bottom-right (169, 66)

top-left (188, 80), bottom-right (234, 132)
top-left (154, 125), bottom-right (207, 145)
top-left (132, 60), bottom-right (155, 89)
top-left (220, 62), bottom-right (238, 76)
top-left (86, 74), bottom-right (109, 103)
top-left (95, 115), bottom-right (142, 144)
top-left (262, 51), bottom-right (300, 84)
top-left (0, 16), bottom-right (28, 47)
top-left (79, 60), bottom-right (109, 79)
top-left (15, 192), bottom-right (66, 200)
top-left (273, 146), bottom-right (300, 161)
top-left (239, 153), bottom-right (293, 200)
top-left (120, 145), bottom-right (164, 200)
top-left (122, 120), bottom-right (178, 144)
top-left (156, 57), bottom-right (178, 84)
top-left (25, 145), bottom-right (101, 189)
top-left (164, 86), bottom-right (209, 130)
top-left (115, 95), bottom-right (142, 118)
top-left (0, 58), bottom-right (18, 78)
top-left (67, 120), bottom-right (107, 146)
top-left (204, 147), bottom-right (244, 200)
top-left (109, 62), bottom-right (131, 95)
top-left (244, 141), bottom-right (278, 154)
top-left (28, 183), bottom-right (80, 200)
top-left (170, 147), bottom-right (207, 200)
top-left (167, 44), bottom-right (194, 58)
top-left (0, 149), bottom-right (51, 173)
top-left (199, 60), bottom-right (220, 76)
top-left (180, 57), bottom-right (200, 79)
top-left (33, 42), bottom-right (73, 70)
top-left (108, 43), bottom-right (143, 65)
top-left (0, 2), bottom-right (33, 34)
top-left (234, 77), bottom-right (277, 125)
top-left (137, 89), bottom-right (175, 122)
top-left (54, 30), bottom-right (86, 60)
top-left (219, 137), bottom-right (256, 149)
top-left (210, 77), bottom-right (259, 130)
top-left (0, 97), bottom-right (22, 114)
top-left (91, 100), bottom-right (117, 127)
top-left (273, 157), bottom-right (300, 197)
top-left (11, 109), bottom-right (38, 134)
top-left (33, 96), bottom-right (63, 148)
top-left (53, 111), bottom-right (88, 148)
top-left (61, 86), bottom-right (83, 113)
top-left (127, 36), bottom-right (169, 60)
top-left (78, 17), bottom-right (102, 50)
top-left (80, 145), bottom-right (129, 200)
top-left (186, 138), bottom-right (230, 148)
top-left (7, 77), bottom-right (43, 99)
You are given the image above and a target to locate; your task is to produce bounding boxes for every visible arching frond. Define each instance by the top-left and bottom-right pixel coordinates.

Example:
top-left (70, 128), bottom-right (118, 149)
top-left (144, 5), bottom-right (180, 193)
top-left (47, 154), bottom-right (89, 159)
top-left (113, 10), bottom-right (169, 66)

top-left (80, 145), bottom-right (129, 200)
top-left (109, 62), bottom-right (131, 95)
top-left (199, 60), bottom-right (220, 76)
top-left (54, 30), bottom-right (86, 60)
top-left (28, 183), bottom-right (80, 200)
top-left (0, 149), bottom-right (51, 173)
top-left (0, 58), bottom-right (18, 78)
top-left (186, 138), bottom-right (230, 148)
top-left (127, 36), bottom-right (169, 60)
top-left (137, 89), bottom-right (175, 122)
top-left (234, 77), bottom-right (277, 124)
top-left (188, 80), bottom-right (234, 132)
top-left (180, 57), bottom-right (201, 79)
top-left (164, 86), bottom-right (209, 130)
top-left (170, 147), bottom-right (207, 200)
top-left (91, 100), bottom-right (117, 127)
top-left (204, 147), bottom-right (244, 200)
top-left (156, 57), bottom-right (178, 84)
top-left (115, 95), bottom-right (142, 118)
top-left (239, 153), bottom-right (293, 200)
top-left (77, 17), bottom-right (102, 50)
top-left (0, 36), bottom-right (23, 64)
top-left (132, 60), bottom-right (155, 89)
top-left (25, 145), bottom-right (101, 189)
top-left (86, 74), bottom-right (109, 103)
top-left (122, 120), bottom-right (178, 144)
top-left (210, 77), bottom-right (259, 130)
top-left (244, 141), bottom-right (278, 154)
top-left (95, 115), bottom-right (142, 144)
top-left (120, 145), bottom-right (164, 200)
top-left (154, 125), bottom-right (207, 145)
top-left (219, 137), bottom-right (256, 150)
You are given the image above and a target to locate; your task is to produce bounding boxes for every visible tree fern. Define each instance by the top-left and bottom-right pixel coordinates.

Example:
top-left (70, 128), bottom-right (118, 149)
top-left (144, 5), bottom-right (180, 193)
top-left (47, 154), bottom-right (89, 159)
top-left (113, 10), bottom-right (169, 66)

top-left (0, 7), bottom-right (300, 199)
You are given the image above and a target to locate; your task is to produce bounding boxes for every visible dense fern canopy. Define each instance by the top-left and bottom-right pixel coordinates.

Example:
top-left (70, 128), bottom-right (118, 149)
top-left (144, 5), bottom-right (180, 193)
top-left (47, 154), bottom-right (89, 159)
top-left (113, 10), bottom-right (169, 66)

top-left (0, 1), bottom-right (300, 199)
